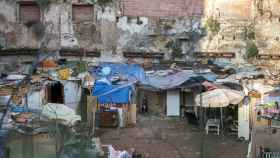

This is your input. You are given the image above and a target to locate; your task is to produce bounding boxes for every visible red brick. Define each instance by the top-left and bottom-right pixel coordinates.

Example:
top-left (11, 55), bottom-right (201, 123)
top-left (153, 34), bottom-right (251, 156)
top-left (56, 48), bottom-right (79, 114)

top-left (122, 0), bottom-right (204, 17)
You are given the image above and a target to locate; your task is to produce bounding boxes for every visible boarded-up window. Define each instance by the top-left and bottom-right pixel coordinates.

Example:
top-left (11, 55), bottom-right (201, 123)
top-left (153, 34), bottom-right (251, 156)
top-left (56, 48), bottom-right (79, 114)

top-left (72, 5), bottom-right (93, 23)
top-left (19, 3), bottom-right (40, 23)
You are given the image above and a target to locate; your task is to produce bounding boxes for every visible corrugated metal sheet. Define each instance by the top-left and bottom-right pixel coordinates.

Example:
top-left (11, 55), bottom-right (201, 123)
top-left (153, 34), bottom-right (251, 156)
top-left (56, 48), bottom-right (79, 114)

top-left (122, 0), bottom-right (204, 17)
top-left (262, 152), bottom-right (280, 158)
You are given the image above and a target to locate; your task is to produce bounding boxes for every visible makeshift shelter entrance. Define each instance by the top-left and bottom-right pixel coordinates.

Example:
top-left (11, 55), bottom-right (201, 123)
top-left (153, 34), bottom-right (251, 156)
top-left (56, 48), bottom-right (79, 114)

top-left (92, 81), bottom-right (135, 128)
top-left (91, 63), bottom-right (143, 127)
top-left (140, 69), bottom-right (217, 117)
top-left (46, 81), bottom-right (64, 104)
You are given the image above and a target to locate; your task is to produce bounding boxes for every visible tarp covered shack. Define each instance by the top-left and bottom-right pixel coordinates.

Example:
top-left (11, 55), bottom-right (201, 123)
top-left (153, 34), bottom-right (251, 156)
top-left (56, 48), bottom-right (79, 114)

top-left (91, 63), bottom-right (145, 104)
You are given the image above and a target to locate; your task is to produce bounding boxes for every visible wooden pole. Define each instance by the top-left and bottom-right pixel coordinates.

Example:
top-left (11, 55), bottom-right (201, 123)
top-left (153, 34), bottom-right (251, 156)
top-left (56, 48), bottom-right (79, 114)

top-left (87, 96), bottom-right (97, 136)
top-left (220, 107), bottom-right (223, 129)
top-left (199, 91), bottom-right (204, 129)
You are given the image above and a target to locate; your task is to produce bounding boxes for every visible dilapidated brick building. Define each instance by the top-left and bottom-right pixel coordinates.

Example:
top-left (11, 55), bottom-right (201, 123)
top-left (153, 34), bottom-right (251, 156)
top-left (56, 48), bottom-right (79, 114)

top-left (0, 0), bottom-right (280, 66)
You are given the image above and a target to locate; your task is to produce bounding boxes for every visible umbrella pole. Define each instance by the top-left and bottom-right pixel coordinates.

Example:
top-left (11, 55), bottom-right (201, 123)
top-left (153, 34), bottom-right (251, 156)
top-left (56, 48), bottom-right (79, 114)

top-left (220, 107), bottom-right (223, 129)
top-left (199, 93), bottom-right (204, 129)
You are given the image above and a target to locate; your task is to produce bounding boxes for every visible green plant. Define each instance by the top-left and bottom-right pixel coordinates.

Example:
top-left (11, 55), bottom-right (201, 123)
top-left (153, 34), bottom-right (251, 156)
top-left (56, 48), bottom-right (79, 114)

top-left (246, 29), bottom-right (255, 40)
top-left (165, 40), bottom-right (184, 58)
top-left (246, 42), bottom-right (259, 59)
top-left (205, 17), bottom-right (220, 36)
top-left (36, 0), bottom-right (51, 10)
top-left (47, 121), bottom-right (98, 157)
top-left (97, 0), bottom-right (112, 6)
top-left (76, 62), bottom-right (87, 73)
top-left (86, 0), bottom-right (112, 6)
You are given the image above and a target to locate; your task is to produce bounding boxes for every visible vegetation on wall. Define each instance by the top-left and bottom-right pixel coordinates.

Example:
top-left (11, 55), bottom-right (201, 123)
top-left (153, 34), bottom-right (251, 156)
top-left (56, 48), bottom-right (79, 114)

top-left (86, 0), bottom-right (112, 6)
top-left (246, 28), bottom-right (255, 40)
top-left (165, 39), bottom-right (184, 58)
top-left (244, 25), bottom-right (258, 59)
top-left (36, 0), bottom-right (52, 10)
top-left (246, 42), bottom-right (259, 59)
top-left (205, 17), bottom-right (220, 37)
top-left (97, 0), bottom-right (112, 6)
top-left (31, 21), bottom-right (46, 40)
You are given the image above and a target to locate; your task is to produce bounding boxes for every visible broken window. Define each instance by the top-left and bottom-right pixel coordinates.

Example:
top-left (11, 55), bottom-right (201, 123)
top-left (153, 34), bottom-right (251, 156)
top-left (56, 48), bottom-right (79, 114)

top-left (46, 82), bottom-right (64, 104)
top-left (72, 4), bottom-right (94, 23)
top-left (19, 2), bottom-right (40, 23)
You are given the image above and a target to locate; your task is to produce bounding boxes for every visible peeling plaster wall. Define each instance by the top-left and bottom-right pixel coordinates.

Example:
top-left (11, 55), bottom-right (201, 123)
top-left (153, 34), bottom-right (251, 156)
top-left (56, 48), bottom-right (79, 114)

top-left (205, 0), bottom-right (252, 20)
top-left (0, 0), bottom-right (60, 49)
top-left (1, 0), bottom-right (280, 65)
top-left (60, 3), bottom-right (79, 49)
top-left (253, 0), bottom-right (280, 66)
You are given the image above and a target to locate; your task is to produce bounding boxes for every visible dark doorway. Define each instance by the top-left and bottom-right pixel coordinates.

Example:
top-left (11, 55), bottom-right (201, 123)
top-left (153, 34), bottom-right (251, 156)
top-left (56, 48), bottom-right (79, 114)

top-left (46, 81), bottom-right (64, 104)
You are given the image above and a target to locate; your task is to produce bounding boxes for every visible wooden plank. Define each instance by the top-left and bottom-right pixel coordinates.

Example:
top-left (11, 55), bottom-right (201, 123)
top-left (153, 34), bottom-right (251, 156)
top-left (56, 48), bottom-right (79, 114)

top-left (87, 96), bottom-right (97, 135)
top-left (257, 54), bottom-right (280, 60)
top-left (0, 48), bottom-right (38, 56)
top-left (123, 52), bottom-right (164, 59)
top-left (0, 49), bottom-right (101, 57)
top-left (194, 52), bottom-right (235, 58)
top-left (60, 49), bottom-right (101, 57)
top-left (129, 104), bottom-right (137, 125)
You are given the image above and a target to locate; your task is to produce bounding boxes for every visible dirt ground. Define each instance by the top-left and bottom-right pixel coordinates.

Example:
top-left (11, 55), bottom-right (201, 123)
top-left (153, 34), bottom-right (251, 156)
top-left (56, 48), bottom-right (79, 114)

top-left (96, 115), bottom-right (248, 158)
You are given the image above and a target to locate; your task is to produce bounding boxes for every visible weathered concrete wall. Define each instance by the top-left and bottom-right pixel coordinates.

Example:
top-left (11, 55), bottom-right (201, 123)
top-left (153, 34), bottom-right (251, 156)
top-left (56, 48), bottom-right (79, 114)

top-left (205, 0), bottom-right (252, 20)
top-left (1, 0), bottom-right (280, 65)
top-left (0, 0), bottom-right (59, 49)
top-left (252, 0), bottom-right (280, 66)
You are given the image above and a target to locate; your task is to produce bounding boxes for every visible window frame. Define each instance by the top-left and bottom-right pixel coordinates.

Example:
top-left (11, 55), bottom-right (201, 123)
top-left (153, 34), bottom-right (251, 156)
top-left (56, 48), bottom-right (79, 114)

top-left (17, 1), bottom-right (42, 24)
top-left (72, 4), bottom-right (94, 24)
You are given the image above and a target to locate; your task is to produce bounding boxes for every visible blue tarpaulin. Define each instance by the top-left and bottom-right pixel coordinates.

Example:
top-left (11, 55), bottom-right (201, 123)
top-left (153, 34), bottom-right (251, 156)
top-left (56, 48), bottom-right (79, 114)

top-left (90, 63), bottom-right (145, 104)
top-left (90, 63), bottom-right (146, 83)
top-left (93, 81), bottom-right (132, 104)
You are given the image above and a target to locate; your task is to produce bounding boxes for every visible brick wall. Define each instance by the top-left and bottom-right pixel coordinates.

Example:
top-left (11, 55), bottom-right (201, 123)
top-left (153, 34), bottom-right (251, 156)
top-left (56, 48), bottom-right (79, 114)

top-left (122, 0), bottom-right (204, 17)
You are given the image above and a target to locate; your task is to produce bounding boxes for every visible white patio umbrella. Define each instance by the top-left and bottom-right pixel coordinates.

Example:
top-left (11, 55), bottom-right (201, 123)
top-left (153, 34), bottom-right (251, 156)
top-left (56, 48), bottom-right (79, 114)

top-left (195, 88), bottom-right (245, 108)
top-left (195, 88), bottom-right (245, 128)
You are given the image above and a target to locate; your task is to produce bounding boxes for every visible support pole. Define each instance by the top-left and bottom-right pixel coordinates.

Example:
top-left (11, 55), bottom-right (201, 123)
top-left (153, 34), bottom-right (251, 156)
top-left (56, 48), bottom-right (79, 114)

top-left (87, 96), bottom-right (97, 136)
top-left (199, 89), bottom-right (204, 129)
top-left (220, 107), bottom-right (223, 129)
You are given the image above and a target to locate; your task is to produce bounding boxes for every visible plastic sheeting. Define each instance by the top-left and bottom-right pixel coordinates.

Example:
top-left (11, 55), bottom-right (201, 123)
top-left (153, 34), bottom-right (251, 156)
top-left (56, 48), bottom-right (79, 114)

top-left (41, 103), bottom-right (81, 126)
top-left (90, 63), bottom-right (142, 104)
top-left (144, 70), bottom-right (217, 90)
top-left (90, 63), bottom-right (146, 83)
top-left (108, 145), bottom-right (131, 158)
top-left (145, 71), bottom-right (196, 90)
top-left (256, 95), bottom-right (280, 105)
top-left (92, 81), bottom-right (133, 104)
